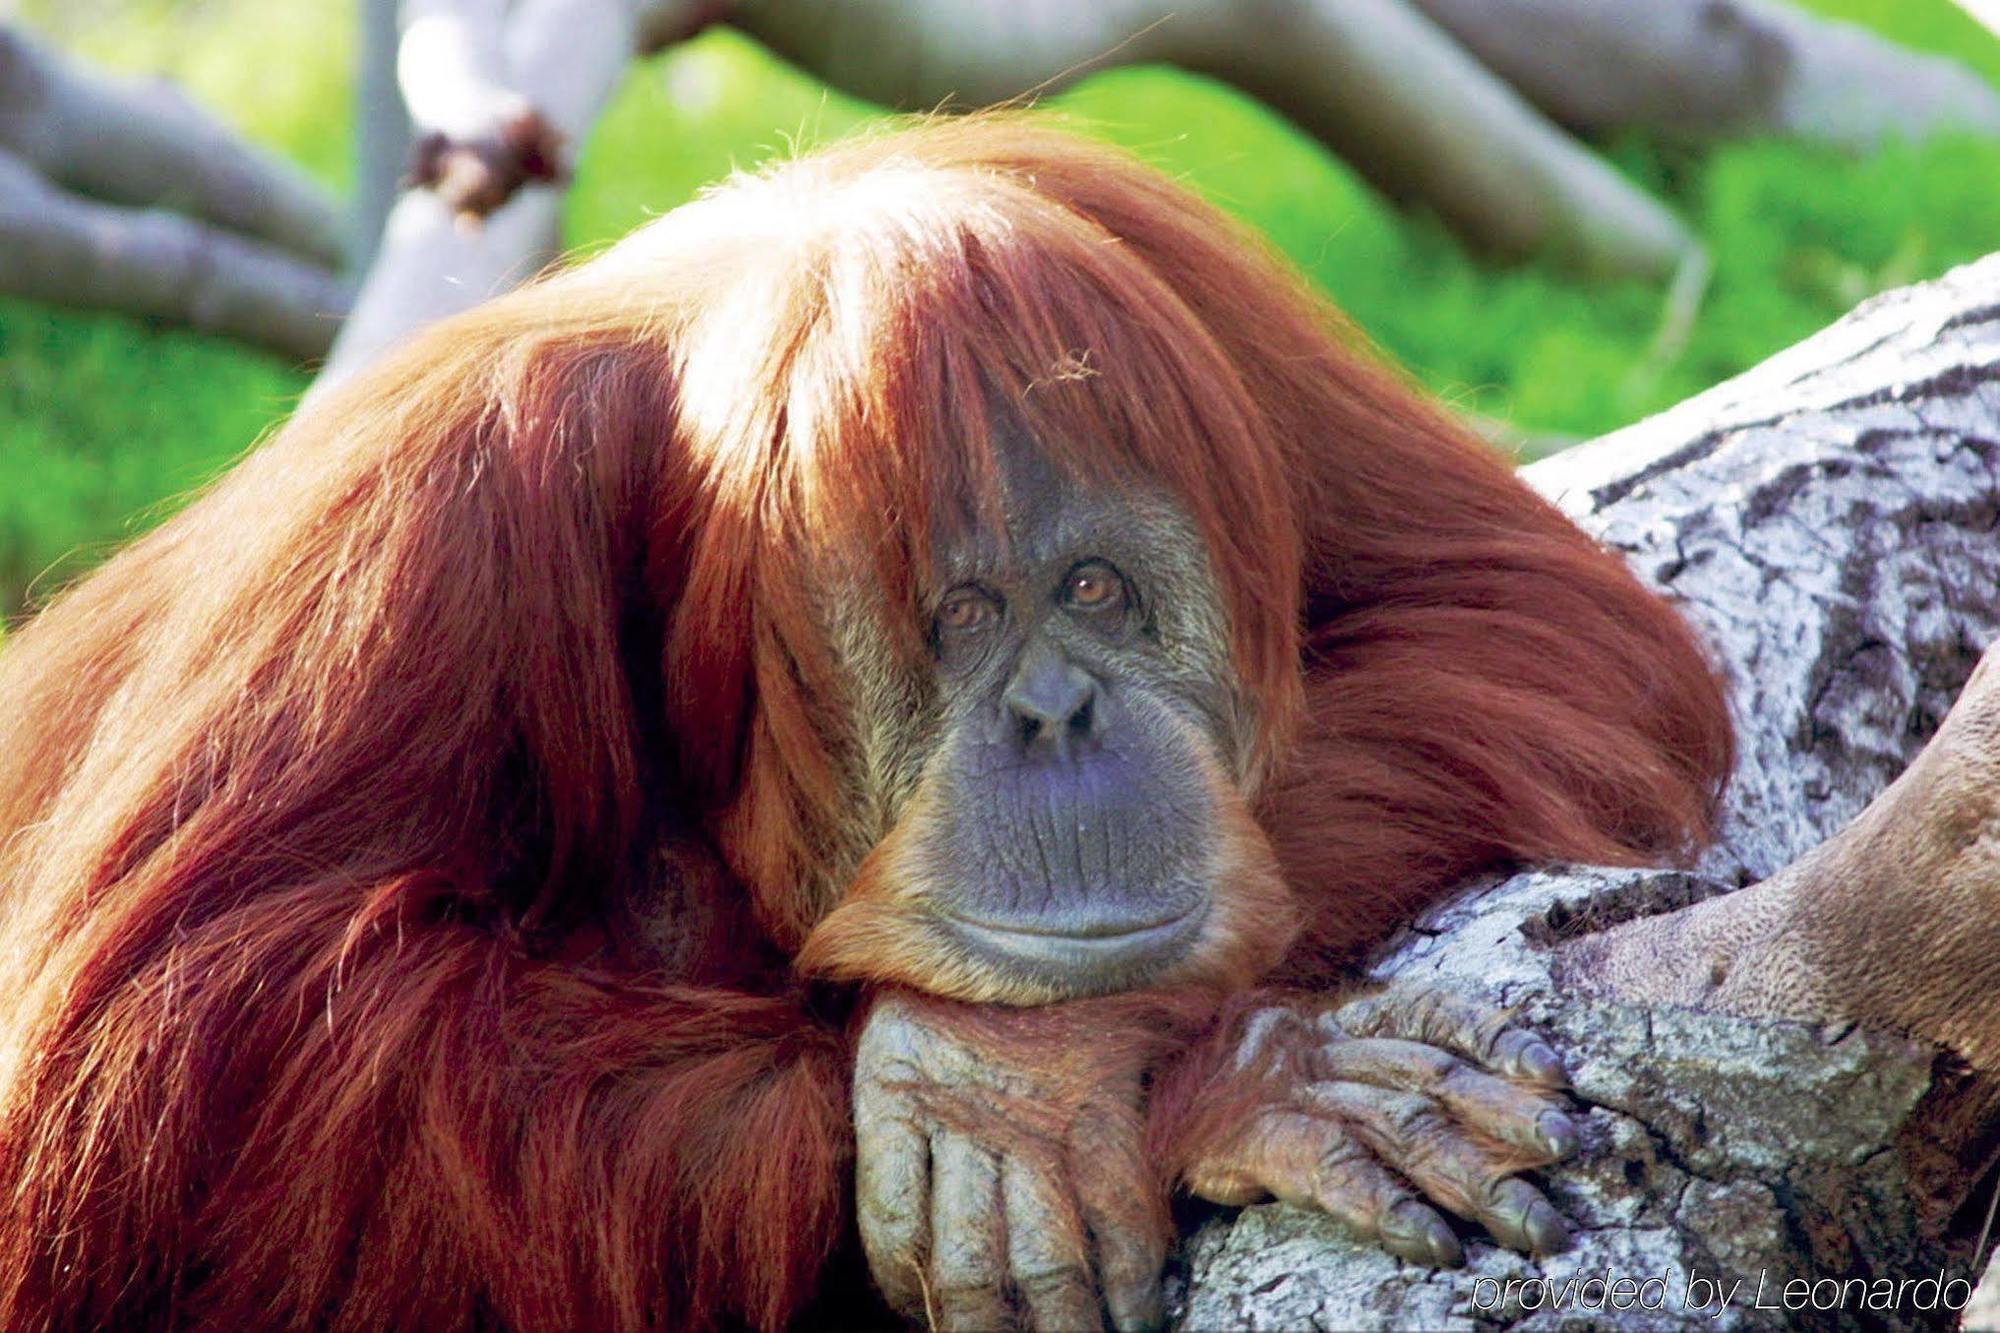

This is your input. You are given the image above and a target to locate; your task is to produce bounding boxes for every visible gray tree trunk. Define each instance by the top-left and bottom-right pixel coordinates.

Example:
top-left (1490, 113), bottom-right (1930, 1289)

top-left (1175, 254), bottom-right (2000, 1330)
top-left (353, 0), bottom-right (413, 276)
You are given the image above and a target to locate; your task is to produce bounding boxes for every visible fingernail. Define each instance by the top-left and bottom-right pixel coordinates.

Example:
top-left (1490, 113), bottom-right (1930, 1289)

top-left (1427, 1218), bottom-right (1465, 1268)
top-left (1109, 1280), bottom-right (1164, 1333)
top-left (1537, 1110), bottom-right (1579, 1159)
top-left (1515, 1040), bottom-right (1568, 1088)
top-left (1380, 1203), bottom-right (1422, 1247)
top-left (1525, 1200), bottom-right (1571, 1257)
top-left (1385, 1203), bottom-right (1463, 1269)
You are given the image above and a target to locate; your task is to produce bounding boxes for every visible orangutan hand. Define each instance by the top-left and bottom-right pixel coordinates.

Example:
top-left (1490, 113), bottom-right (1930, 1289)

top-left (1178, 985), bottom-right (1577, 1266)
top-left (852, 990), bottom-right (1170, 1332)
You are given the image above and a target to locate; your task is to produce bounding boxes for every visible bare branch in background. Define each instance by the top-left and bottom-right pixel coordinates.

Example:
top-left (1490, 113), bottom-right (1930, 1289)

top-left (310, 0), bottom-right (643, 396)
top-left (341, 0), bottom-right (1703, 390)
top-left (20, 0), bottom-right (1999, 368)
top-left (712, 0), bottom-right (1998, 278)
top-left (1413, 0), bottom-right (2000, 147)
top-left (0, 24), bottom-right (345, 268)
top-left (397, 0), bottom-right (567, 219)
top-left (1953, 0), bottom-right (2000, 41)
top-left (729, 0), bottom-right (1701, 280)
top-left (0, 151), bottom-right (346, 359)
top-left (636, 0), bottom-right (739, 53)
top-left (398, 0), bottom-right (529, 141)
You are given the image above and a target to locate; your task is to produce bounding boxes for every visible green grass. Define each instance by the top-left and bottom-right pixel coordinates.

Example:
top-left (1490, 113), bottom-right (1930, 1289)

top-left (5, 1), bottom-right (2000, 620)
top-left (0, 298), bottom-right (303, 604)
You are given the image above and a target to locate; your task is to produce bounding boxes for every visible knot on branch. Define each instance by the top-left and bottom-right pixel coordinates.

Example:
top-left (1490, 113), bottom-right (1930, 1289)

top-left (405, 109), bottom-right (566, 224)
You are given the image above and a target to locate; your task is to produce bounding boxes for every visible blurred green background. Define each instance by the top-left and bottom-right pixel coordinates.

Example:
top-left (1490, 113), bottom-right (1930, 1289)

top-left (4, 0), bottom-right (1999, 621)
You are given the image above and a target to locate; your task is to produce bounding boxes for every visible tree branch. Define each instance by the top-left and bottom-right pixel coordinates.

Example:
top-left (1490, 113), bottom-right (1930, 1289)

top-left (727, 0), bottom-right (1699, 279)
top-left (1411, 0), bottom-right (2000, 148)
top-left (1957, 0), bottom-right (2000, 41)
top-left (311, 0), bottom-right (642, 397)
top-left (397, 0), bottom-right (566, 219)
top-left (0, 150), bottom-right (346, 360)
top-left (0, 23), bottom-right (345, 268)
top-left (354, 0), bottom-right (416, 273)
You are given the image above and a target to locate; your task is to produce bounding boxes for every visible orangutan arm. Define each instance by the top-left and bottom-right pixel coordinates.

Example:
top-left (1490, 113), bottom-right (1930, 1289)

top-left (0, 872), bottom-right (852, 1333)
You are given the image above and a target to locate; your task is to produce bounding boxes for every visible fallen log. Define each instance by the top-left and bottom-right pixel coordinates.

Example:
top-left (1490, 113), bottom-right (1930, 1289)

top-left (1177, 254), bottom-right (2000, 1330)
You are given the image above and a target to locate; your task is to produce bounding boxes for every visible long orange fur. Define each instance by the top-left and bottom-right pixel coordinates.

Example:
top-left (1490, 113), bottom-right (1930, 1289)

top-left (0, 117), bottom-right (1730, 1329)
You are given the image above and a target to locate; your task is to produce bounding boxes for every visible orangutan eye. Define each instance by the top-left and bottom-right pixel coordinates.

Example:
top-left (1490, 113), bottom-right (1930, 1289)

top-left (1061, 561), bottom-right (1125, 613)
top-left (936, 586), bottom-right (1001, 635)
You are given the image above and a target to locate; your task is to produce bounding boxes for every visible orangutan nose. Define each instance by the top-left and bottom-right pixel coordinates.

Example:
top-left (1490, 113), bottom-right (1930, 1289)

top-left (1003, 648), bottom-right (1103, 760)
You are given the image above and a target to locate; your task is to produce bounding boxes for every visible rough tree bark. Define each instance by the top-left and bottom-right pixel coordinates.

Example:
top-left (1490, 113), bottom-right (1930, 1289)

top-left (1175, 254), bottom-right (2000, 1329)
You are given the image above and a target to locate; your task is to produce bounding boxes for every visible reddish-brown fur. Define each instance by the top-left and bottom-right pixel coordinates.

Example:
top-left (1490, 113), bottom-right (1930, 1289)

top-left (0, 118), bottom-right (1730, 1330)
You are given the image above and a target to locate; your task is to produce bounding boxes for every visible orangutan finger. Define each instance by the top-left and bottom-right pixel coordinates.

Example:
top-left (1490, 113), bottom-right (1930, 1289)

top-left (1213, 1108), bottom-right (1464, 1268)
top-left (1306, 1083), bottom-right (1570, 1257)
top-left (1180, 1108), bottom-right (1308, 1211)
top-left (1322, 988), bottom-right (1569, 1088)
top-left (1000, 1154), bottom-right (1100, 1332)
top-left (1309, 1037), bottom-right (1577, 1162)
top-left (1478, 1176), bottom-right (1572, 1258)
top-left (1319, 1157), bottom-right (1465, 1267)
top-left (853, 1102), bottom-right (931, 1320)
top-left (930, 1132), bottom-right (1012, 1331)
top-left (1181, 1150), bottom-right (1271, 1209)
top-left (1072, 1152), bottom-right (1165, 1332)
top-left (1489, 1026), bottom-right (1572, 1088)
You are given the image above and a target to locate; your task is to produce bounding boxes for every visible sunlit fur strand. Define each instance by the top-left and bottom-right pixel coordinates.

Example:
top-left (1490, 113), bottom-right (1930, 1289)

top-left (0, 113), bottom-right (1729, 1328)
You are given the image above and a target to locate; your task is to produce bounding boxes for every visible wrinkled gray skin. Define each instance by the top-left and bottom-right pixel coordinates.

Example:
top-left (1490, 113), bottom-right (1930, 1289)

top-left (903, 425), bottom-right (1247, 997)
top-left (848, 424), bottom-right (1583, 1331)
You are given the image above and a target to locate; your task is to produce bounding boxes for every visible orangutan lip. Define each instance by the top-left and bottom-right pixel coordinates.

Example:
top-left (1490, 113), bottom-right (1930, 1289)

top-left (943, 904), bottom-right (1202, 962)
